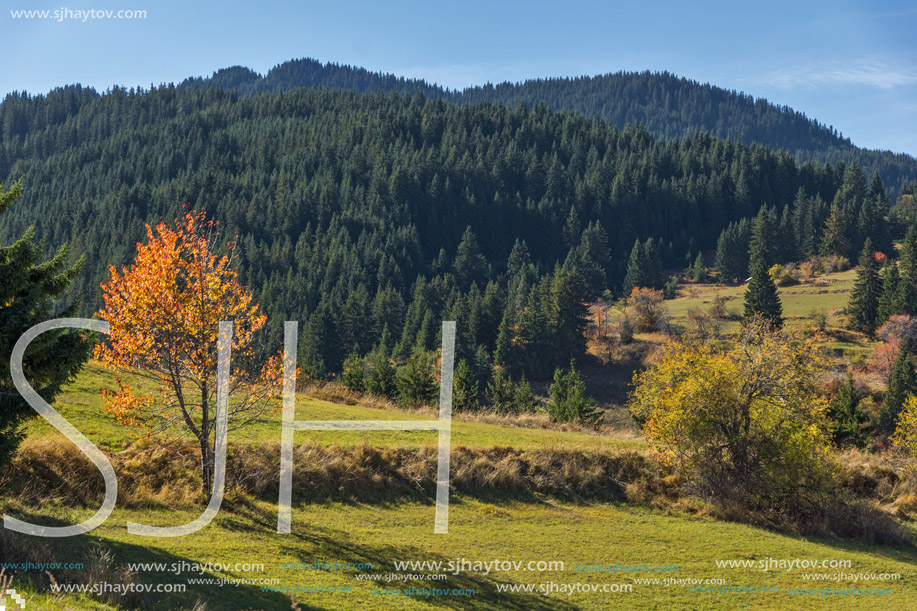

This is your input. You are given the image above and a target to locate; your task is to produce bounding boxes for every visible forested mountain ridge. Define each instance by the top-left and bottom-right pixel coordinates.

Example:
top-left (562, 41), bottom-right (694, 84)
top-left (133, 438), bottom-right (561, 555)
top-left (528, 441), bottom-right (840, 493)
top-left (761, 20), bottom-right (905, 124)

top-left (0, 82), bottom-right (897, 383)
top-left (175, 57), bottom-right (917, 191)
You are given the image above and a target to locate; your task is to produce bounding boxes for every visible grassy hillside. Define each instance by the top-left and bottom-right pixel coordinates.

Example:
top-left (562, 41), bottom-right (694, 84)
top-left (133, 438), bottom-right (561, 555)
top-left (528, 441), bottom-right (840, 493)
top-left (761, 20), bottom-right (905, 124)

top-left (4, 354), bottom-right (917, 610)
top-left (23, 363), bottom-right (639, 453)
top-left (666, 269), bottom-right (857, 324)
top-left (664, 268), bottom-right (877, 355)
top-left (6, 497), bottom-right (917, 610)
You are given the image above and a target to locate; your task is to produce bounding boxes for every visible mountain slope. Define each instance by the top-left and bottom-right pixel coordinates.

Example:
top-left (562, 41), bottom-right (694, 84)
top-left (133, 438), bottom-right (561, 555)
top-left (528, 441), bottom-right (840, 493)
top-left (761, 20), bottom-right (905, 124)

top-left (177, 58), bottom-right (917, 191)
top-left (1, 83), bottom-right (869, 379)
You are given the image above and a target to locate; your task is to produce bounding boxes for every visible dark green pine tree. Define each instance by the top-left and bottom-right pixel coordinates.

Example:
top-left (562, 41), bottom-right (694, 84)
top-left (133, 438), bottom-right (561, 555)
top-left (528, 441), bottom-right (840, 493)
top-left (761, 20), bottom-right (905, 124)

top-left (748, 205), bottom-right (779, 268)
top-left (512, 375), bottom-right (537, 413)
top-left (453, 226), bottom-right (488, 289)
top-left (828, 375), bottom-right (868, 448)
top-left (622, 238), bottom-right (663, 295)
top-left (471, 344), bottom-right (492, 393)
top-left (545, 361), bottom-right (601, 425)
top-left (506, 238), bottom-right (533, 278)
top-left (340, 285), bottom-right (371, 355)
top-left (851, 170), bottom-right (890, 255)
top-left (366, 340), bottom-right (397, 399)
top-left (518, 277), bottom-right (553, 378)
top-left (432, 247), bottom-right (449, 275)
top-left (300, 303), bottom-right (341, 378)
top-left (876, 262), bottom-right (902, 327)
top-left (341, 352), bottom-right (365, 392)
top-left (452, 359), bottom-right (480, 412)
top-left (575, 220), bottom-right (611, 298)
top-left (900, 224), bottom-right (917, 316)
top-left (714, 220), bottom-right (751, 283)
top-left (857, 189), bottom-right (891, 256)
top-left (643, 238), bottom-right (664, 289)
top-left (562, 205), bottom-right (583, 249)
top-left (691, 252), bottom-right (705, 283)
top-left (879, 345), bottom-right (917, 436)
top-left (744, 259), bottom-right (783, 327)
top-left (1, 180), bottom-right (92, 467)
top-left (485, 366), bottom-right (514, 414)
top-left (622, 239), bottom-right (646, 296)
top-left (820, 203), bottom-right (851, 259)
top-left (396, 350), bottom-right (437, 408)
top-left (799, 194), bottom-right (828, 258)
top-left (778, 205), bottom-right (798, 263)
top-left (848, 238), bottom-right (883, 332)
top-left (493, 302), bottom-right (518, 371)
top-left (547, 267), bottom-right (590, 367)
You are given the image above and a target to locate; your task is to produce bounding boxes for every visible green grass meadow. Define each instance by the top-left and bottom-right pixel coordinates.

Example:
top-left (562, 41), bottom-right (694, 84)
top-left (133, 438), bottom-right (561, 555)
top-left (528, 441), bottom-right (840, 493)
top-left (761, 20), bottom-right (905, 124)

top-left (2, 298), bottom-right (914, 610)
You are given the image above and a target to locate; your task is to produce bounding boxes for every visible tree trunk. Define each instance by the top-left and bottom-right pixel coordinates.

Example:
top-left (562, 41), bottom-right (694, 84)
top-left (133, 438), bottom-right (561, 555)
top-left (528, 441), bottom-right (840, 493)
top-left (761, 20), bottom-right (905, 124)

top-left (199, 382), bottom-right (212, 495)
top-left (199, 434), bottom-right (213, 496)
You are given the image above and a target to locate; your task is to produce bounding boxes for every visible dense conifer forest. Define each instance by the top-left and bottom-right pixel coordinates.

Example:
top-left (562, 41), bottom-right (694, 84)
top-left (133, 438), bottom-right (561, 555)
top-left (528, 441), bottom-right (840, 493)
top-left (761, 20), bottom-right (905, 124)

top-left (176, 58), bottom-right (917, 190)
top-left (0, 71), bottom-right (909, 388)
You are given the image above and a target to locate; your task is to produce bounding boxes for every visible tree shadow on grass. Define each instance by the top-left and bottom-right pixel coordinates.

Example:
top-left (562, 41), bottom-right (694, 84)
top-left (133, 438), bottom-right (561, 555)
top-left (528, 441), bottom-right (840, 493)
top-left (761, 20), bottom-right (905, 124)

top-left (3, 503), bottom-right (583, 610)
top-left (276, 519), bottom-right (582, 611)
top-left (0, 508), bottom-right (314, 611)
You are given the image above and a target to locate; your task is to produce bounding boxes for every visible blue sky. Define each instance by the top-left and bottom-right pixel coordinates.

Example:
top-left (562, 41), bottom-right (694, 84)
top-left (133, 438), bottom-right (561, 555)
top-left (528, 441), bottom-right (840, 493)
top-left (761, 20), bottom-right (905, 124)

top-left (2, 0), bottom-right (916, 155)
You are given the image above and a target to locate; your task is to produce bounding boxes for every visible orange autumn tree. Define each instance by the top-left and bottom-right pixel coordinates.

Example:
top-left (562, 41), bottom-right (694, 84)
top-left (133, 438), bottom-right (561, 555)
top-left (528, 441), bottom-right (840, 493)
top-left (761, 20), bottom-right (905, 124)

top-left (94, 211), bottom-right (282, 494)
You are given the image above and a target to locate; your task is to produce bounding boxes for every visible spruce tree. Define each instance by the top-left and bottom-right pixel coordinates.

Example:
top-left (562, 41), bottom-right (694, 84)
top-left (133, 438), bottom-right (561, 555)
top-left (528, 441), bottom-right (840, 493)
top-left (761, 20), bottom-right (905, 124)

top-left (870, 172), bottom-right (893, 255)
top-left (519, 277), bottom-right (553, 378)
top-left (545, 361), bottom-right (601, 425)
top-left (506, 239), bottom-right (533, 279)
top-left (562, 205), bottom-right (583, 248)
top-left (432, 247), bottom-right (449, 275)
top-left (691, 252), bottom-right (705, 283)
top-left (623, 238), bottom-right (662, 294)
top-left (547, 267), bottom-right (589, 367)
top-left (900, 224), bottom-right (917, 316)
top-left (857, 194), bottom-right (891, 256)
top-left (820, 203), bottom-right (851, 259)
top-left (828, 375), bottom-right (868, 448)
top-left (486, 367), bottom-right (514, 413)
top-left (512, 375), bottom-right (537, 413)
top-left (876, 262), bottom-right (902, 327)
top-left (1, 181), bottom-right (91, 467)
top-left (366, 344), bottom-right (397, 399)
top-left (664, 275), bottom-right (679, 299)
top-left (454, 226), bottom-right (488, 288)
top-left (396, 350), bottom-right (437, 408)
top-left (714, 220), bottom-right (750, 283)
top-left (743, 259), bottom-right (783, 327)
top-left (493, 303), bottom-right (517, 371)
top-left (644, 238), bottom-right (664, 289)
top-left (778, 205), bottom-right (798, 263)
top-left (341, 353), bottom-right (366, 392)
top-left (452, 359), bottom-right (480, 412)
top-left (576, 220), bottom-right (611, 297)
top-left (800, 194), bottom-right (828, 257)
top-left (879, 346), bottom-right (917, 435)
top-left (622, 239), bottom-right (645, 295)
top-left (748, 205), bottom-right (779, 268)
top-left (848, 238), bottom-right (883, 332)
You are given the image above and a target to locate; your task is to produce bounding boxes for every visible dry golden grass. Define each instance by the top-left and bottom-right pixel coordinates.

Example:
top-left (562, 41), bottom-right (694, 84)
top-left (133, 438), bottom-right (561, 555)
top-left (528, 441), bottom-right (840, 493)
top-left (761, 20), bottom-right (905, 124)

top-left (1, 437), bottom-right (655, 509)
top-left (7, 436), bottom-right (910, 544)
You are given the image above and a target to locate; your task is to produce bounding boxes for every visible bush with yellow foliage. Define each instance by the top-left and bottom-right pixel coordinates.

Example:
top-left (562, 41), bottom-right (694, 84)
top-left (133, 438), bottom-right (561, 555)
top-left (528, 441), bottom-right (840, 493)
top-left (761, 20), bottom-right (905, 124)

top-left (892, 395), bottom-right (917, 454)
top-left (629, 317), bottom-right (836, 517)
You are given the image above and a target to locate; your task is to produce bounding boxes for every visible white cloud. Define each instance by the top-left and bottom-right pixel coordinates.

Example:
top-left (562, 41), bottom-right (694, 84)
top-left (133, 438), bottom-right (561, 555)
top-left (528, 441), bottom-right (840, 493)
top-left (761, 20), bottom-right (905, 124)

top-left (748, 58), bottom-right (917, 90)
